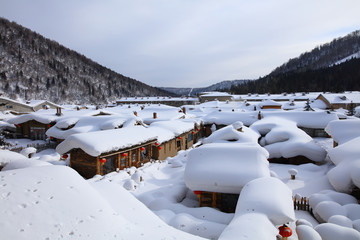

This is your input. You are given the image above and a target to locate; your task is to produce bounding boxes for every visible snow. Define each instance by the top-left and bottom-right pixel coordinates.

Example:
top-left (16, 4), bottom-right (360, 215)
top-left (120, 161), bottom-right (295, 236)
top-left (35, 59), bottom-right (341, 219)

top-left (56, 126), bottom-right (157, 156)
top-left (0, 149), bottom-right (27, 167)
top-left (47, 114), bottom-right (138, 139)
top-left (315, 223), bottom-right (360, 240)
top-left (235, 177), bottom-right (295, 225)
top-left (202, 123), bottom-right (259, 144)
top-left (325, 119), bottom-right (360, 145)
top-left (219, 213), bottom-right (278, 240)
top-left (2, 99), bottom-right (360, 239)
top-left (251, 117), bottom-right (327, 161)
top-left (327, 137), bottom-right (360, 191)
top-left (184, 143), bottom-right (270, 194)
top-left (296, 224), bottom-right (322, 240)
top-left (0, 165), bottom-right (202, 239)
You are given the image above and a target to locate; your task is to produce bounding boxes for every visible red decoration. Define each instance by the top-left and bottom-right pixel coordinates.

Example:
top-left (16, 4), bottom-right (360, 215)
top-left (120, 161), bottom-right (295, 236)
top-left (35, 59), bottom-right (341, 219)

top-left (157, 146), bottom-right (162, 150)
top-left (62, 154), bottom-right (68, 159)
top-left (50, 136), bottom-right (54, 140)
top-left (278, 225), bottom-right (292, 238)
top-left (154, 142), bottom-right (160, 146)
top-left (16, 124), bottom-right (21, 128)
top-left (121, 153), bottom-right (128, 157)
top-left (192, 131), bottom-right (195, 134)
top-left (193, 190), bottom-right (202, 195)
top-left (47, 124), bottom-right (51, 128)
top-left (140, 147), bottom-right (145, 152)
top-left (178, 136), bottom-right (182, 140)
top-left (100, 158), bottom-right (107, 165)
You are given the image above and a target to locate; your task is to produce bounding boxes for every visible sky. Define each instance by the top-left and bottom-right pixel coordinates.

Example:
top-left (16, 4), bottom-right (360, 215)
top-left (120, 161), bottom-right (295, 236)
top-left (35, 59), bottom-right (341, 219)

top-left (1, 0), bottom-right (360, 88)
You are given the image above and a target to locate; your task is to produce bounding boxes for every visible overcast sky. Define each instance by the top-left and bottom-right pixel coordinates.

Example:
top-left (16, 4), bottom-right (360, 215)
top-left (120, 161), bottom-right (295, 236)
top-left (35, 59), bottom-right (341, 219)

top-left (1, 0), bottom-right (360, 88)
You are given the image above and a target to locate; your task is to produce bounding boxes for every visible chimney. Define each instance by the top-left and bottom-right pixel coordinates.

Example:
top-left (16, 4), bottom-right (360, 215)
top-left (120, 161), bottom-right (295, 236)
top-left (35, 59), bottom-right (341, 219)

top-left (153, 112), bottom-right (157, 119)
top-left (56, 107), bottom-right (62, 116)
top-left (182, 107), bottom-right (186, 114)
top-left (133, 111), bottom-right (137, 116)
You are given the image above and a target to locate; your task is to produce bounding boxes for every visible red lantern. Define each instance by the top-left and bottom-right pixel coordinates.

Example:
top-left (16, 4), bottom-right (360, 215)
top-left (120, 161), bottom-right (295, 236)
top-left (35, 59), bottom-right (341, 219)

top-left (62, 154), bottom-right (68, 159)
top-left (278, 225), bottom-right (292, 239)
top-left (192, 131), bottom-right (195, 134)
top-left (193, 190), bottom-right (202, 195)
top-left (121, 153), bottom-right (128, 157)
top-left (16, 124), bottom-right (21, 128)
top-left (154, 142), bottom-right (160, 146)
top-left (157, 146), bottom-right (162, 150)
top-left (178, 136), bottom-right (182, 140)
top-left (140, 147), bottom-right (145, 152)
top-left (47, 124), bottom-right (51, 128)
top-left (100, 158), bottom-right (107, 165)
top-left (50, 136), bottom-right (54, 140)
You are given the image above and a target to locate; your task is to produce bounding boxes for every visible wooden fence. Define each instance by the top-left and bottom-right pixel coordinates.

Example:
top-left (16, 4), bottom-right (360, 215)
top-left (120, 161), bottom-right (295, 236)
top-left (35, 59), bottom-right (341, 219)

top-left (293, 196), bottom-right (312, 213)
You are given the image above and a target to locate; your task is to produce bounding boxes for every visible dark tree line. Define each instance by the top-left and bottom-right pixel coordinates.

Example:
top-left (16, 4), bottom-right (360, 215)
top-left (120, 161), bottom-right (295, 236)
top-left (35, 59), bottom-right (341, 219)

top-left (229, 58), bottom-right (360, 94)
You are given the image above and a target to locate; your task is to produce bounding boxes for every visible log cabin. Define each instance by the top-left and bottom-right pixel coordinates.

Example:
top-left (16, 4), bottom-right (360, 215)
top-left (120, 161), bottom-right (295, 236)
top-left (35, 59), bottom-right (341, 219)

top-left (56, 126), bottom-right (158, 179)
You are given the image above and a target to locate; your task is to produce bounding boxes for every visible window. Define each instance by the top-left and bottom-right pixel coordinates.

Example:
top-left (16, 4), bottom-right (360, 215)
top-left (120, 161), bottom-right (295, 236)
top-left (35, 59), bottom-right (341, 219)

top-left (188, 133), bottom-right (193, 141)
top-left (177, 140), bottom-right (181, 149)
top-left (6, 105), bottom-right (13, 109)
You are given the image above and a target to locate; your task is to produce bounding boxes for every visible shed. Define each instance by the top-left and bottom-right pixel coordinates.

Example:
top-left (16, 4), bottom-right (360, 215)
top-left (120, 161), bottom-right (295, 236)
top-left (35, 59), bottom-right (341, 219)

top-left (259, 99), bottom-right (282, 109)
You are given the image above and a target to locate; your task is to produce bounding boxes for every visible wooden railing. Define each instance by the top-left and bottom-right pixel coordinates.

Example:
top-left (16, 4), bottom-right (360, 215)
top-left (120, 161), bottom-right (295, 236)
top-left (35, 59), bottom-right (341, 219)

top-left (293, 196), bottom-right (312, 213)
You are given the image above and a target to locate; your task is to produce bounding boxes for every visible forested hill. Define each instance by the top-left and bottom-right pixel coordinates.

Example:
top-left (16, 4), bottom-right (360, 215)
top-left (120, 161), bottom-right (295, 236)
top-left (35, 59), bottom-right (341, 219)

top-left (0, 17), bottom-right (171, 104)
top-left (271, 30), bottom-right (360, 75)
top-left (229, 30), bottom-right (360, 94)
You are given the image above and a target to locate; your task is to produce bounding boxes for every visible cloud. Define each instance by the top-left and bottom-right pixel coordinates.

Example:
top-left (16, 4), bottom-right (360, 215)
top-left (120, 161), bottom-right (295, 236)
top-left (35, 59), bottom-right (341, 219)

top-left (1, 0), bottom-right (360, 87)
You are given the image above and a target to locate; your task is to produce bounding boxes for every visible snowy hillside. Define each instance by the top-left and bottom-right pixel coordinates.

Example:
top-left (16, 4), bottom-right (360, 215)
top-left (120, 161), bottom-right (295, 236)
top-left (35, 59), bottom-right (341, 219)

top-left (0, 17), bottom-right (171, 104)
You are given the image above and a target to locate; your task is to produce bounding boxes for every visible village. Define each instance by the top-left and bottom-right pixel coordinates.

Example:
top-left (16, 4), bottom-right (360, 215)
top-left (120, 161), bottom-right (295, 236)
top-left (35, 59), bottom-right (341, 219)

top-left (1, 91), bottom-right (360, 240)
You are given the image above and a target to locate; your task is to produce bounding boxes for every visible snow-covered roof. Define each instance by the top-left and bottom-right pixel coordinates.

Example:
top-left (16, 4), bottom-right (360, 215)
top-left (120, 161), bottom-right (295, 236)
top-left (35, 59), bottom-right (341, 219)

top-left (47, 114), bottom-right (139, 139)
top-left (56, 126), bottom-right (158, 156)
top-left (184, 143), bottom-right (270, 194)
top-left (327, 136), bottom-right (360, 192)
top-left (200, 92), bottom-right (232, 97)
top-left (201, 110), bottom-right (338, 128)
top-left (259, 99), bottom-right (282, 107)
top-left (7, 108), bottom-right (102, 125)
top-left (202, 111), bottom-right (258, 126)
top-left (251, 116), bottom-right (327, 161)
top-left (149, 119), bottom-right (195, 136)
top-left (202, 123), bottom-right (259, 144)
top-left (325, 119), bottom-right (360, 145)
top-left (116, 96), bottom-right (198, 102)
top-left (318, 92), bottom-right (360, 104)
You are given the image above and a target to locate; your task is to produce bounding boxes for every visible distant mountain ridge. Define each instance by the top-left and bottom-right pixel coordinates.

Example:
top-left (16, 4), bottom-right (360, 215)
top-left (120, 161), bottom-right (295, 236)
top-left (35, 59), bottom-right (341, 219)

top-left (270, 30), bottom-right (360, 76)
top-left (0, 17), bottom-right (171, 104)
top-left (161, 79), bottom-right (250, 96)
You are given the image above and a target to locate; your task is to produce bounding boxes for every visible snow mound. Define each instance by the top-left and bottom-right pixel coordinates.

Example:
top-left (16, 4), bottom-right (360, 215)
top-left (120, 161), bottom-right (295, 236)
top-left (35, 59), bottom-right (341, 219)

top-left (296, 224), bottom-right (322, 240)
top-left (315, 223), bottom-right (360, 240)
top-left (0, 149), bottom-right (27, 167)
top-left (235, 177), bottom-right (295, 226)
top-left (0, 165), bottom-right (203, 239)
top-left (219, 213), bottom-right (278, 240)
top-left (202, 124), bottom-right (259, 144)
top-left (251, 117), bottom-right (326, 161)
top-left (2, 158), bottom-right (52, 171)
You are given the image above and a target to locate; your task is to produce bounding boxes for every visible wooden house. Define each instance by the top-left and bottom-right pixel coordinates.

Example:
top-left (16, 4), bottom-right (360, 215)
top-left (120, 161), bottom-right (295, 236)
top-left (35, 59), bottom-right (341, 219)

top-left (315, 92), bottom-right (360, 110)
top-left (198, 92), bottom-right (233, 103)
top-left (56, 126), bottom-right (158, 179)
top-left (8, 113), bottom-right (57, 140)
top-left (149, 120), bottom-right (202, 160)
top-left (185, 143), bottom-right (270, 213)
top-left (0, 97), bottom-right (61, 114)
top-left (259, 99), bottom-right (282, 110)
